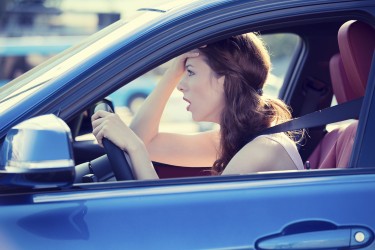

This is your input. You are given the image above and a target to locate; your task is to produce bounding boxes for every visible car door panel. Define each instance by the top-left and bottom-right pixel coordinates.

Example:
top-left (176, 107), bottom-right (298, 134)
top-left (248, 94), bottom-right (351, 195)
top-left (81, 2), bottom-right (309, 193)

top-left (1, 172), bottom-right (374, 249)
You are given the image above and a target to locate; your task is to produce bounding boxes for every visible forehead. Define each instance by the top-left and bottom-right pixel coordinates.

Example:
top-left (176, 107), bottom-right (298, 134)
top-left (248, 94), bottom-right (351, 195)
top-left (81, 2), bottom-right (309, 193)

top-left (185, 55), bottom-right (209, 68)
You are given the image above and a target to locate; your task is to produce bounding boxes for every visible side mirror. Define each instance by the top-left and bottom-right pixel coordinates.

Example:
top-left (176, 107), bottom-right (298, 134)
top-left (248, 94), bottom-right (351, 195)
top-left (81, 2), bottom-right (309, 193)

top-left (0, 114), bottom-right (75, 188)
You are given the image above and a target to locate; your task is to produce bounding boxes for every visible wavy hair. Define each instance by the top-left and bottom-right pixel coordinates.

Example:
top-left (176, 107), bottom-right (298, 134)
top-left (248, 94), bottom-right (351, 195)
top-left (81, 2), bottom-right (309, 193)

top-left (198, 34), bottom-right (295, 174)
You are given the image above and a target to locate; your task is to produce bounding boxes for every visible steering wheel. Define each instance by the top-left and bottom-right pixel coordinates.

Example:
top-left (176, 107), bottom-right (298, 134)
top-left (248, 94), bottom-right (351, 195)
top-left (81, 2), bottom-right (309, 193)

top-left (94, 103), bottom-right (135, 181)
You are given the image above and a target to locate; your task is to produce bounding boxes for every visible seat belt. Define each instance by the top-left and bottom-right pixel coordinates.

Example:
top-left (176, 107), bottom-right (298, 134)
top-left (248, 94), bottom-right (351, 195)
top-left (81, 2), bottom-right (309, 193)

top-left (298, 78), bottom-right (331, 161)
top-left (257, 97), bottom-right (363, 136)
top-left (257, 97), bottom-right (363, 169)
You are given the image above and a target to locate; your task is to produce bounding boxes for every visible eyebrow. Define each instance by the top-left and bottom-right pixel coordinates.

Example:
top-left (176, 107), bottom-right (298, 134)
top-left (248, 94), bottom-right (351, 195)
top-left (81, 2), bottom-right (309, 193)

top-left (185, 64), bottom-right (194, 69)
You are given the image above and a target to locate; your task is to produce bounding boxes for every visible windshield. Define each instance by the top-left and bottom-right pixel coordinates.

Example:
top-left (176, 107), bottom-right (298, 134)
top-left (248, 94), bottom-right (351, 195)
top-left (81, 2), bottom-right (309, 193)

top-left (0, 10), bottom-right (163, 114)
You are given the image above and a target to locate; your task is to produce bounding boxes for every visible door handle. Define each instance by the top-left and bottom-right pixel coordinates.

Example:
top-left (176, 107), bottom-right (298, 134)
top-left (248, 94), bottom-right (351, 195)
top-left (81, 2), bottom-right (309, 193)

top-left (256, 221), bottom-right (374, 250)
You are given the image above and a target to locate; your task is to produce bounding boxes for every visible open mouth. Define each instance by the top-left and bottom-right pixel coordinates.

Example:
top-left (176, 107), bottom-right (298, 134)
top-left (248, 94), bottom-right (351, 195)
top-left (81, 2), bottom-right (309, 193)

top-left (183, 97), bottom-right (191, 111)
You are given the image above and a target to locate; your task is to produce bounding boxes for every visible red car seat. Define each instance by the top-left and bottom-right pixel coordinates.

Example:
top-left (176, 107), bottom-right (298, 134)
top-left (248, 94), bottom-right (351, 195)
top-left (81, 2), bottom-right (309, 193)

top-left (308, 20), bottom-right (375, 169)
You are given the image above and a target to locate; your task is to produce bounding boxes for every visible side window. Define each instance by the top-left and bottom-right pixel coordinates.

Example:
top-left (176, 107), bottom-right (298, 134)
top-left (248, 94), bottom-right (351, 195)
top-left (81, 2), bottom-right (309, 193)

top-left (110, 33), bottom-right (301, 134)
top-left (262, 33), bottom-right (300, 98)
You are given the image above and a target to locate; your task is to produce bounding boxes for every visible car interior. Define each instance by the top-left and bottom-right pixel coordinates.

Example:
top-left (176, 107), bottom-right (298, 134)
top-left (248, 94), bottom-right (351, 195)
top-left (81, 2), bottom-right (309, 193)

top-left (307, 20), bottom-right (374, 169)
top-left (70, 17), bottom-right (375, 183)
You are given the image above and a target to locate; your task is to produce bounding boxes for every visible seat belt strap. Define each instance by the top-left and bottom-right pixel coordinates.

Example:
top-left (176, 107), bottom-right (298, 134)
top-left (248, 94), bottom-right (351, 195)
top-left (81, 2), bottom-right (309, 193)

top-left (258, 97), bottom-right (363, 136)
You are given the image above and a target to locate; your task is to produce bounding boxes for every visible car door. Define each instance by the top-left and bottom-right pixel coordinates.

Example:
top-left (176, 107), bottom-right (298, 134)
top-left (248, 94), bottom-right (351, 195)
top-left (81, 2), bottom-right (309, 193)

top-left (1, 53), bottom-right (374, 250)
top-left (1, 163), bottom-right (375, 249)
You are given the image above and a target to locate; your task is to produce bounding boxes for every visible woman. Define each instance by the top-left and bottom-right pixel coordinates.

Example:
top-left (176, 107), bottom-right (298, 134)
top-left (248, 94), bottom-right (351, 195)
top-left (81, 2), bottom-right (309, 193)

top-left (92, 33), bottom-right (304, 180)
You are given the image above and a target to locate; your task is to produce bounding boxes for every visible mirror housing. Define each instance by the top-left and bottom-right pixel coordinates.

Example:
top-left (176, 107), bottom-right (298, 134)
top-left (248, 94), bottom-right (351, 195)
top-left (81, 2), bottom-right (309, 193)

top-left (0, 114), bottom-right (75, 188)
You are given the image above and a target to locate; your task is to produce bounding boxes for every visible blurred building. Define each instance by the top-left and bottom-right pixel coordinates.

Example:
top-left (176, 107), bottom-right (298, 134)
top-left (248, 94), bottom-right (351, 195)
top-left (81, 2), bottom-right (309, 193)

top-left (0, 0), bottom-right (122, 37)
top-left (0, 0), bottom-right (123, 87)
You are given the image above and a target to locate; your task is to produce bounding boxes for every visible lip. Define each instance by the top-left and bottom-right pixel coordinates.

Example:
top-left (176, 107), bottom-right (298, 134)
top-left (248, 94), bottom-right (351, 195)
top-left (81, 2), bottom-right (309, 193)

top-left (183, 97), bottom-right (191, 111)
top-left (183, 97), bottom-right (191, 104)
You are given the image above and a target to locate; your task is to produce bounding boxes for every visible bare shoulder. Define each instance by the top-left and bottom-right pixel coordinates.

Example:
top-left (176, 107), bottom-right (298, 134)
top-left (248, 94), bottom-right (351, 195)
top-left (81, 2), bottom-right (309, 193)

top-left (248, 135), bottom-right (284, 148)
top-left (222, 134), bottom-right (299, 175)
top-left (242, 135), bottom-right (287, 162)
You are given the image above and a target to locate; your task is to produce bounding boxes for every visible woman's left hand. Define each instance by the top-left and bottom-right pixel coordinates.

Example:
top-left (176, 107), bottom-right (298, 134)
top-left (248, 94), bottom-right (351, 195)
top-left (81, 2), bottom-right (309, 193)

top-left (91, 110), bottom-right (141, 152)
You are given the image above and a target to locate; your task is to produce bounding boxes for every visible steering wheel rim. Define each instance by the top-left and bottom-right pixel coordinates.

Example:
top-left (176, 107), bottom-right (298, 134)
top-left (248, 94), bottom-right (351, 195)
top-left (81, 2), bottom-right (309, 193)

top-left (94, 103), bottom-right (135, 181)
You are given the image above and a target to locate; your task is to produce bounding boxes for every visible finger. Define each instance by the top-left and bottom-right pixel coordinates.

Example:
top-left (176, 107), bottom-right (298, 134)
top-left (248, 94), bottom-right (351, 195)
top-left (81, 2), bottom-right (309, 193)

top-left (91, 110), bottom-right (110, 122)
top-left (91, 117), bottom-right (105, 129)
top-left (95, 128), bottom-right (105, 147)
top-left (92, 123), bottom-right (102, 137)
top-left (91, 111), bottom-right (100, 122)
top-left (186, 50), bottom-right (200, 57)
top-left (92, 120), bottom-right (108, 140)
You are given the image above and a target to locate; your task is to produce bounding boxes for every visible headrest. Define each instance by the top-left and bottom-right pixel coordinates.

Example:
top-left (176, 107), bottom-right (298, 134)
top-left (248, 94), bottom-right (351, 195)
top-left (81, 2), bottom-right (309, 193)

top-left (338, 20), bottom-right (375, 97)
top-left (330, 53), bottom-right (356, 103)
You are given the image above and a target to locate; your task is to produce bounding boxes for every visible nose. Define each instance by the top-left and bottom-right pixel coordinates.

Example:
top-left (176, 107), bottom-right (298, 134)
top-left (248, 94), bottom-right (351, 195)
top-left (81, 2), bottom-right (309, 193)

top-left (176, 77), bottom-right (187, 92)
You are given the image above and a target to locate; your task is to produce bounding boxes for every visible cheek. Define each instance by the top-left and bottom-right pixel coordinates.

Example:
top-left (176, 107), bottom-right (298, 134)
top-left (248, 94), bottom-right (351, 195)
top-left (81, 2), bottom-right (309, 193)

top-left (199, 84), bottom-right (225, 121)
top-left (190, 74), bottom-right (224, 107)
top-left (210, 92), bottom-right (225, 113)
top-left (188, 77), bottom-right (206, 99)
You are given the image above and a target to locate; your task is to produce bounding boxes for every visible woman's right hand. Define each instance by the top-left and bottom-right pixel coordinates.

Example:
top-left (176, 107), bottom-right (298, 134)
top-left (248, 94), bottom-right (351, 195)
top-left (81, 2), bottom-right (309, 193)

top-left (129, 48), bottom-right (201, 148)
top-left (167, 50), bottom-right (200, 80)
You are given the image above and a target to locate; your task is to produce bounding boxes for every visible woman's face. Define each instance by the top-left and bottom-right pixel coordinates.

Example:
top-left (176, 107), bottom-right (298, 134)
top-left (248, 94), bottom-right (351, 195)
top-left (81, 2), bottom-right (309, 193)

top-left (177, 55), bottom-right (225, 123)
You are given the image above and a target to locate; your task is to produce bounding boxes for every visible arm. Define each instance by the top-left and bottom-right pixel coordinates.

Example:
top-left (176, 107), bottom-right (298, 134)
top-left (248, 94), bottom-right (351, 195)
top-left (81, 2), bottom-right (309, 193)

top-left (129, 52), bottom-right (199, 145)
top-left (92, 110), bottom-right (218, 179)
top-left (130, 51), bottom-right (218, 167)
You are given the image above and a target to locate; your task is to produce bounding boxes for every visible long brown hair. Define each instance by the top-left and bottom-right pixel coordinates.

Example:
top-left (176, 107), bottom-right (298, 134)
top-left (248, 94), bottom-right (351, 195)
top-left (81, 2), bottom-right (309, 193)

top-left (199, 33), bottom-right (294, 174)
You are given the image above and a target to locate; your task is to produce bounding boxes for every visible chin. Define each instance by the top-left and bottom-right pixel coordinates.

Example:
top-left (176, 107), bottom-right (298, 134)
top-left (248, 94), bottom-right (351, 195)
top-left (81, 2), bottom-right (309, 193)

top-left (192, 114), bottom-right (219, 123)
top-left (191, 116), bottom-right (202, 122)
top-left (191, 112), bottom-right (204, 122)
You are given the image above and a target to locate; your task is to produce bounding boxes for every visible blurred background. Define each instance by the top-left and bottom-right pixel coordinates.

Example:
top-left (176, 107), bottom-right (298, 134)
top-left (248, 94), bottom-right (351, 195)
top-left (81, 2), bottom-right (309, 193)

top-left (0, 0), bottom-right (299, 134)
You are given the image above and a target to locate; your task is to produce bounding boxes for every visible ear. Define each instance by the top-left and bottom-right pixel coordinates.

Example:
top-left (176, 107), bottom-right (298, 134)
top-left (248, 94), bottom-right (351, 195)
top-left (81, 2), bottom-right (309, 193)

top-left (218, 75), bottom-right (225, 85)
top-left (211, 74), bottom-right (225, 93)
top-left (216, 75), bottom-right (225, 92)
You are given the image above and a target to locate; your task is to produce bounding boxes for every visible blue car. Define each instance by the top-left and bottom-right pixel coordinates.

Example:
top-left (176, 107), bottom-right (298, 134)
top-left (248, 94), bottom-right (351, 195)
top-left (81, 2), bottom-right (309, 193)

top-left (1, 0), bottom-right (375, 249)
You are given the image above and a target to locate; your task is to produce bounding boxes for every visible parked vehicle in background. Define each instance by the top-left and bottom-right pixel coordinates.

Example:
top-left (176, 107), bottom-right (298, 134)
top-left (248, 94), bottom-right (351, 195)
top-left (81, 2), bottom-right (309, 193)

top-left (108, 72), bottom-right (157, 114)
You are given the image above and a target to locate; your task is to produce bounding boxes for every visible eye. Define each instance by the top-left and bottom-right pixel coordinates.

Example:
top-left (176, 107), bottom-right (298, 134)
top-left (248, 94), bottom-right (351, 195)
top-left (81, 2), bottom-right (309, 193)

top-left (187, 69), bottom-right (195, 76)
